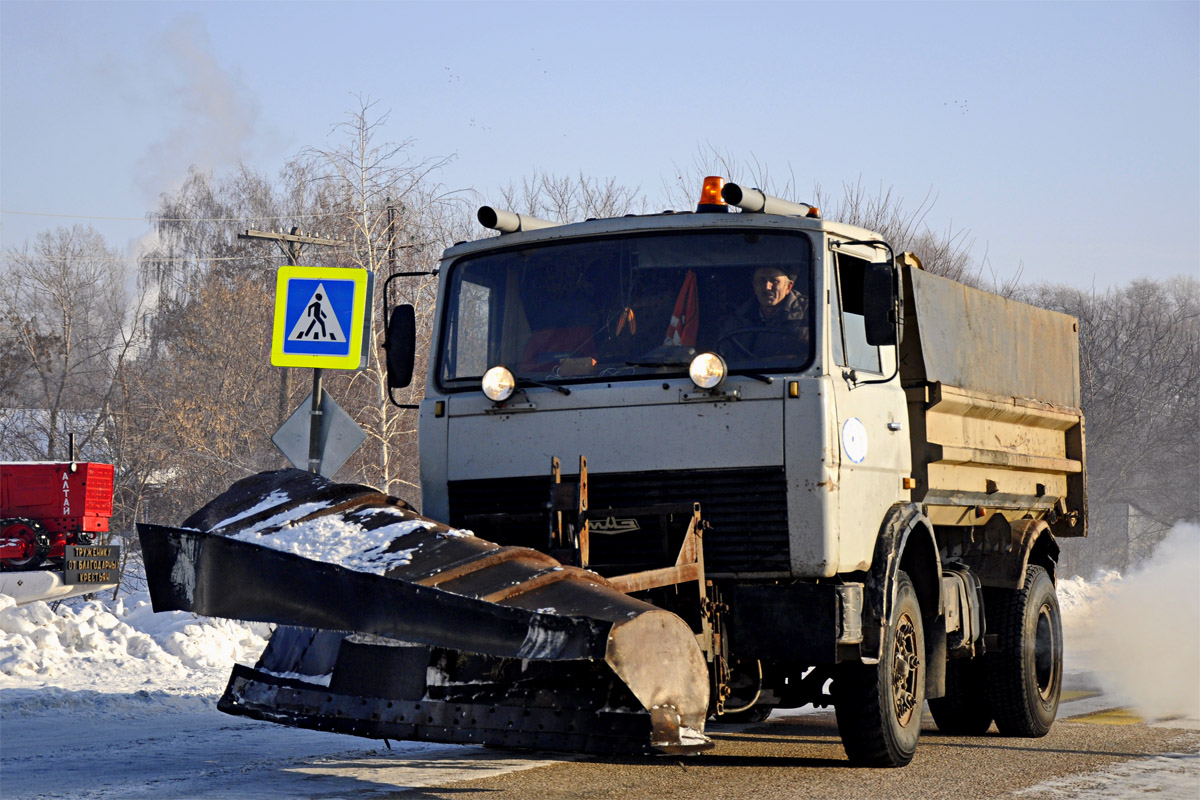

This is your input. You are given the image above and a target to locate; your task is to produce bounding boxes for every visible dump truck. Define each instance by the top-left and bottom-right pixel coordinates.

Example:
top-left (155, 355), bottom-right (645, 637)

top-left (140, 177), bottom-right (1085, 767)
top-left (1, 460), bottom-right (121, 605)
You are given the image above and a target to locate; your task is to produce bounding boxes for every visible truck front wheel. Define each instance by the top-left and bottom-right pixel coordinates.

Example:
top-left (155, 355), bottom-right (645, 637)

top-left (986, 564), bottom-right (1062, 737)
top-left (834, 571), bottom-right (925, 767)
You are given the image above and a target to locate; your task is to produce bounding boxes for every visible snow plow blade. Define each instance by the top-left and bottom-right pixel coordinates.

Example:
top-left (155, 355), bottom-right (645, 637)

top-left (138, 469), bottom-right (711, 755)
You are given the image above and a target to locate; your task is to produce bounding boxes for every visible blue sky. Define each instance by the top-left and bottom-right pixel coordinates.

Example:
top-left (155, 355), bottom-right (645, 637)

top-left (2, 1), bottom-right (1197, 290)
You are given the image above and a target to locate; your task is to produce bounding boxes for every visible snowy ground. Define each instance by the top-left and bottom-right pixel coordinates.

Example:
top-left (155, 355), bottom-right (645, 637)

top-left (1, 525), bottom-right (1197, 798)
top-left (0, 589), bottom-right (564, 798)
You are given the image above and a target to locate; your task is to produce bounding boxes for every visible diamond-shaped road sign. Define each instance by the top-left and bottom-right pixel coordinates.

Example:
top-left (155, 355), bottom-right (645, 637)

top-left (272, 389), bottom-right (366, 479)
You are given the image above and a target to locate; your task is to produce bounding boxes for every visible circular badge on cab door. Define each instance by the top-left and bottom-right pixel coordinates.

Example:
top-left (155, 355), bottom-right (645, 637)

top-left (842, 417), bottom-right (868, 463)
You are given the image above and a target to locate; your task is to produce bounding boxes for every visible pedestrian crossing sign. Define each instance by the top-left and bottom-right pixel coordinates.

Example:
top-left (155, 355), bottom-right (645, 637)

top-left (271, 266), bottom-right (373, 369)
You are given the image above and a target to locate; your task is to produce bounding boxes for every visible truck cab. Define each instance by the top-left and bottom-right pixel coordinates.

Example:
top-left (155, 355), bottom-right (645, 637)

top-left (417, 203), bottom-right (908, 582)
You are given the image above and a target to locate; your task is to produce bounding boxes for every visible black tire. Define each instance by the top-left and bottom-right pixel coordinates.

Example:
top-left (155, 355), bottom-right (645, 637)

top-left (985, 565), bottom-right (1062, 737)
top-left (928, 656), bottom-right (993, 735)
top-left (834, 571), bottom-right (925, 767)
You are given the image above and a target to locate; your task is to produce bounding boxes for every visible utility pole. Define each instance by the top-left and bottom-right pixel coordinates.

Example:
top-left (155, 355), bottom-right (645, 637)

top-left (240, 227), bottom-right (346, 262)
top-left (387, 202), bottom-right (397, 272)
top-left (239, 226), bottom-right (346, 472)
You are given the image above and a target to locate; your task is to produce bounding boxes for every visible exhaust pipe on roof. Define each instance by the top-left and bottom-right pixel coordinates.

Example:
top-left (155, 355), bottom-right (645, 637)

top-left (721, 184), bottom-right (820, 218)
top-left (477, 206), bottom-right (561, 233)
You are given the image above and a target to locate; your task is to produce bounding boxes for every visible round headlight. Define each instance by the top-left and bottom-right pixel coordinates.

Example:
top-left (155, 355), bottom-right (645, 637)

top-left (689, 352), bottom-right (727, 391)
top-left (481, 365), bottom-right (517, 402)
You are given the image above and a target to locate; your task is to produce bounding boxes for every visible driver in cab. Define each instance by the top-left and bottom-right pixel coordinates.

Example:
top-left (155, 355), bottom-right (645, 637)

top-left (718, 266), bottom-right (810, 359)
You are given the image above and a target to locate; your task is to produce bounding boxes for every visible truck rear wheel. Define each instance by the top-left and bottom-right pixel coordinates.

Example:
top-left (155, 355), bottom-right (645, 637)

top-left (928, 656), bottom-right (993, 734)
top-left (986, 565), bottom-right (1062, 737)
top-left (834, 571), bottom-right (925, 767)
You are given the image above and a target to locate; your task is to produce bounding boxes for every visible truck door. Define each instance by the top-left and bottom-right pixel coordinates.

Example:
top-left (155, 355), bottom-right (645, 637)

top-left (827, 248), bottom-right (911, 572)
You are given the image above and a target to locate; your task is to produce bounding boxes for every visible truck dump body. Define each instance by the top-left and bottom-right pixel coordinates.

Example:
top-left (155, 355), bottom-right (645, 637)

top-left (900, 267), bottom-right (1086, 537)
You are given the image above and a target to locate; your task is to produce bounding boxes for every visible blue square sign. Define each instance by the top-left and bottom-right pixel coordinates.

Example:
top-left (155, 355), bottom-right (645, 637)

top-left (271, 266), bottom-right (372, 369)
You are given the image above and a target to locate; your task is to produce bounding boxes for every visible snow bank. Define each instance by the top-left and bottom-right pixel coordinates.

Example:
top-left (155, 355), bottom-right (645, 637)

top-left (0, 488), bottom-right (472, 719)
top-left (0, 590), bottom-right (270, 713)
top-left (1057, 569), bottom-right (1123, 622)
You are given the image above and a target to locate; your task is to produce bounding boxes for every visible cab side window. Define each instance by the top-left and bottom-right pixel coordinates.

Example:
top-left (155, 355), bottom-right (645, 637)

top-left (832, 253), bottom-right (882, 374)
top-left (454, 280), bottom-right (493, 376)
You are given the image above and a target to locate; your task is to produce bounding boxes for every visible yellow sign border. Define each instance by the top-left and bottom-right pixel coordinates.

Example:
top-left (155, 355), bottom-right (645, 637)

top-left (271, 266), bottom-right (370, 369)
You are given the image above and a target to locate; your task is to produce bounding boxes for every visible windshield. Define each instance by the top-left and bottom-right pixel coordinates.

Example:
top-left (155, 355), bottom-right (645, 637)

top-left (438, 230), bottom-right (814, 389)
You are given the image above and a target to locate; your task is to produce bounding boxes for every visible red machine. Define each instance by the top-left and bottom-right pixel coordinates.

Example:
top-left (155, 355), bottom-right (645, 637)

top-left (1, 462), bottom-right (115, 570)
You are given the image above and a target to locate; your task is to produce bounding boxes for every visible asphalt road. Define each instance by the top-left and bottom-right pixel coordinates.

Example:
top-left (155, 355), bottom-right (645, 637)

top-left (6, 680), bottom-right (1193, 799)
top-left (401, 701), bottom-right (1200, 800)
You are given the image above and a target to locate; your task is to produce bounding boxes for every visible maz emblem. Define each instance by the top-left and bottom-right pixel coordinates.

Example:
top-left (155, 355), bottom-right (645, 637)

top-left (589, 516), bottom-right (641, 535)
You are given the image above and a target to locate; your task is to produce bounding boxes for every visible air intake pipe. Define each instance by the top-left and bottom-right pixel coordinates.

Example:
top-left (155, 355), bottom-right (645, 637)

top-left (477, 206), bottom-right (561, 233)
top-left (721, 184), bottom-right (820, 218)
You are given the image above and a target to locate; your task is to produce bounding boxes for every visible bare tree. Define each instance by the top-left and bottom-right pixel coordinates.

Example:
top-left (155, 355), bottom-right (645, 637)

top-left (1021, 277), bottom-right (1200, 574)
top-left (0, 225), bottom-right (158, 590)
top-left (133, 99), bottom-right (466, 510)
top-left (663, 145), bottom-right (792, 210)
top-left (0, 226), bottom-right (143, 461)
top-left (812, 178), bottom-right (982, 287)
top-left (136, 162), bottom-right (321, 520)
top-left (134, 272), bottom-right (284, 522)
top-left (665, 147), bottom-right (983, 285)
top-left (296, 96), bottom-right (465, 500)
top-left (497, 171), bottom-right (649, 223)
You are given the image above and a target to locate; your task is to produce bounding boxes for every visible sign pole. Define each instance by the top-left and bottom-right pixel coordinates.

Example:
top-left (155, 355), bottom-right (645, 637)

top-left (238, 228), bottom-right (344, 429)
top-left (307, 368), bottom-right (324, 473)
top-left (268, 264), bottom-right (372, 478)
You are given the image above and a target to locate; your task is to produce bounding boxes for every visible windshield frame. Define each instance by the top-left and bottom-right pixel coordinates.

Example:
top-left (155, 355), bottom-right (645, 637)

top-left (433, 227), bottom-right (817, 394)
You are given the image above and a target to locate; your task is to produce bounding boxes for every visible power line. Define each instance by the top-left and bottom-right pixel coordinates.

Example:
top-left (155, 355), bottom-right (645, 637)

top-left (0, 250), bottom-right (359, 265)
top-left (1, 210), bottom-right (153, 222)
top-left (0, 208), bottom-right (365, 223)
top-left (1, 238), bottom-right (437, 265)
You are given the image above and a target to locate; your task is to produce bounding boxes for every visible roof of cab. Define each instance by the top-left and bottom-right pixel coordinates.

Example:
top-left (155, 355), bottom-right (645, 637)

top-left (442, 209), bottom-right (885, 261)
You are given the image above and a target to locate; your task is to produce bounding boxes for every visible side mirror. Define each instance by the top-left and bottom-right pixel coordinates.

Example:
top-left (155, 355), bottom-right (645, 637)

top-left (384, 304), bottom-right (416, 388)
top-left (862, 263), bottom-right (898, 346)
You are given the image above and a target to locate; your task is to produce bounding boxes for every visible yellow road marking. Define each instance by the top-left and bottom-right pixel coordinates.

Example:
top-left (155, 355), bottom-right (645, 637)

top-left (1060, 689), bottom-right (1101, 702)
top-left (1067, 707), bottom-right (1144, 725)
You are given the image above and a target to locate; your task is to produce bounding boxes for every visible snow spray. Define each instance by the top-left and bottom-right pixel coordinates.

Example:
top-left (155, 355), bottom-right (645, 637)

top-left (1064, 523), bottom-right (1200, 721)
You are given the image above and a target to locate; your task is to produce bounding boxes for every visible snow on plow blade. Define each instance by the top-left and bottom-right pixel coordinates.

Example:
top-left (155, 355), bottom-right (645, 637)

top-left (138, 469), bottom-right (711, 755)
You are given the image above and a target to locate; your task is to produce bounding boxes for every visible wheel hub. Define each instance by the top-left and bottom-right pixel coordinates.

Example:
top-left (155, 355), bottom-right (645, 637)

top-left (892, 613), bottom-right (921, 725)
top-left (1, 520), bottom-right (51, 570)
top-left (1034, 603), bottom-right (1059, 701)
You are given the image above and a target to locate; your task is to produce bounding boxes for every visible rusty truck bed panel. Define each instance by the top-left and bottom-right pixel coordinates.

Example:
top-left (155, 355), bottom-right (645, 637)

top-left (901, 268), bottom-right (1086, 536)
top-left (902, 268), bottom-right (1081, 409)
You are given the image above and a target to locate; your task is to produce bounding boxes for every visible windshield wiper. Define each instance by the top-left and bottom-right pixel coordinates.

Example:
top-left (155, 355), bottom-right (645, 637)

top-left (518, 378), bottom-right (571, 395)
top-left (624, 360), bottom-right (774, 384)
top-left (624, 360), bottom-right (690, 369)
